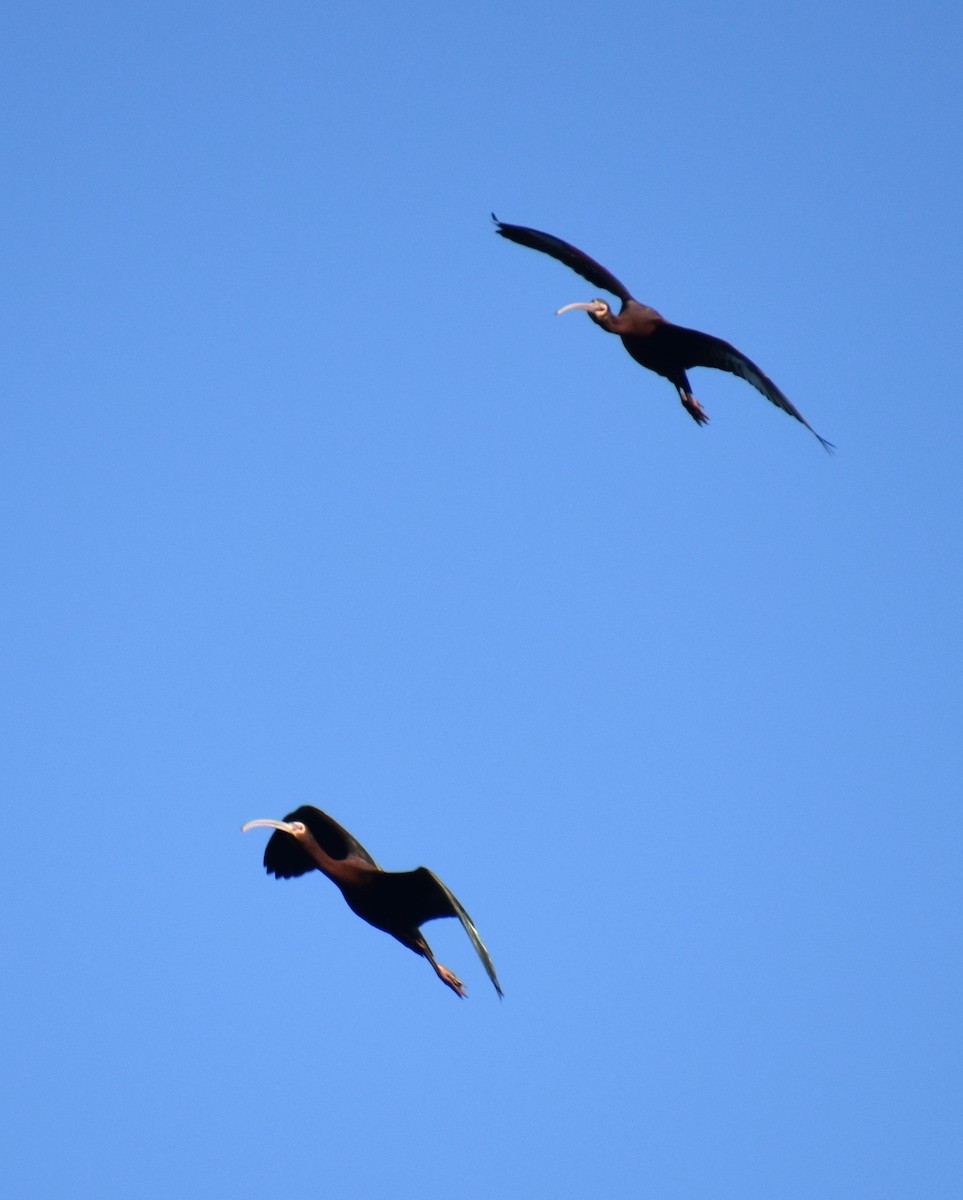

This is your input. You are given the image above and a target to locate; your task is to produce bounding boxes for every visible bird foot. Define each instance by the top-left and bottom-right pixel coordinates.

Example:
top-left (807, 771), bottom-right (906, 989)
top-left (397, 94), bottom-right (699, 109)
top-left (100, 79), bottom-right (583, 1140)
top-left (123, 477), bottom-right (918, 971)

top-left (681, 392), bottom-right (710, 426)
top-left (436, 963), bottom-right (467, 998)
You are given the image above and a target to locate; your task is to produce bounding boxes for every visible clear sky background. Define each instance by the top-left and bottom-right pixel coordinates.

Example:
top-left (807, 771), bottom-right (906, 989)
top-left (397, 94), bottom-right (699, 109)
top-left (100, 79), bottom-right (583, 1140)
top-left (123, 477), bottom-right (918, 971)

top-left (3, 2), bottom-right (961, 1197)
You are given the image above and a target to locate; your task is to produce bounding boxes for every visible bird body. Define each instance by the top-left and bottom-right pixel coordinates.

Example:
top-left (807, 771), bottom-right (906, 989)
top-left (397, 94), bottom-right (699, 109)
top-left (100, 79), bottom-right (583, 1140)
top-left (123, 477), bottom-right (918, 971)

top-left (494, 215), bottom-right (833, 451)
top-left (242, 806), bottom-right (502, 999)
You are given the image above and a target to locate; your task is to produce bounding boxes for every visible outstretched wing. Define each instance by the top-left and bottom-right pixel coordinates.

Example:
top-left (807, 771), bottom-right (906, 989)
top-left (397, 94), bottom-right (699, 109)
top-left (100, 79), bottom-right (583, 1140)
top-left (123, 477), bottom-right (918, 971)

top-left (493, 214), bottom-right (633, 304)
top-left (655, 323), bottom-right (834, 452)
top-left (264, 806), bottom-right (381, 879)
top-left (383, 867), bottom-right (503, 998)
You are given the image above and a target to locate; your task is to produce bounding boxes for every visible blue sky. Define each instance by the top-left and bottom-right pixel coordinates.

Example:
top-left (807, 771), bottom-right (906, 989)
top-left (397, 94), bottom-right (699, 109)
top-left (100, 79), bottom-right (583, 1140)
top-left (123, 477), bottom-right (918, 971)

top-left (3, 2), bottom-right (962, 1196)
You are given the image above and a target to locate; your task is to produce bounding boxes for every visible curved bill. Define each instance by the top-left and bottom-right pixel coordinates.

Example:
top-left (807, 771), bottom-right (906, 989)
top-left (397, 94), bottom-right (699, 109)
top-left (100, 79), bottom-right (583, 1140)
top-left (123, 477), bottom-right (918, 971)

top-left (555, 300), bottom-right (607, 317)
top-left (241, 818), bottom-right (296, 835)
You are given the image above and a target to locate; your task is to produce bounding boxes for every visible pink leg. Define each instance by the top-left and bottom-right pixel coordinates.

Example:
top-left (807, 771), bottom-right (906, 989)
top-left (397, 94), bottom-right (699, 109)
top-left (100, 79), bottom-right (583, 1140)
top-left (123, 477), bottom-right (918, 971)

top-left (434, 962), bottom-right (467, 998)
top-left (679, 389), bottom-right (710, 426)
top-left (424, 947), bottom-right (466, 997)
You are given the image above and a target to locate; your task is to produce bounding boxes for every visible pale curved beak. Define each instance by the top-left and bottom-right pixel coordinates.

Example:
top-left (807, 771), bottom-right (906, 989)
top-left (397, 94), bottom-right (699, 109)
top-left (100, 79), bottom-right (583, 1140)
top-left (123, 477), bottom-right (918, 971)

top-left (241, 818), bottom-right (296, 835)
top-left (555, 300), bottom-right (607, 317)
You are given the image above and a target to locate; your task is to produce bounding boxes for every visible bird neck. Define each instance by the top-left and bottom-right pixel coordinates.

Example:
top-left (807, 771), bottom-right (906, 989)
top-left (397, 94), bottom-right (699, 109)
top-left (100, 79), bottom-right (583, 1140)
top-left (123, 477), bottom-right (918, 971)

top-left (590, 303), bottom-right (628, 335)
top-left (296, 828), bottom-right (344, 879)
top-left (298, 829), bottom-right (375, 887)
top-left (603, 299), bottom-right (662, 337)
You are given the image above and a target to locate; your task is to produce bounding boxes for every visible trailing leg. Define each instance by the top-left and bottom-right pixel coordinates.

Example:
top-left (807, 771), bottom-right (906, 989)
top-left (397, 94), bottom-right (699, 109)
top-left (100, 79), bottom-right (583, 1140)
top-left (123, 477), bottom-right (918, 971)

top-left (677, 384), bottom-right (710, 426)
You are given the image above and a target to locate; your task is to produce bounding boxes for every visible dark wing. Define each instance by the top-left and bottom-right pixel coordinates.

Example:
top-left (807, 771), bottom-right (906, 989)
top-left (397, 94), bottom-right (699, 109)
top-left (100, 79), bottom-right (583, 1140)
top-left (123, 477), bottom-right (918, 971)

top-left (381, 867), bottom-right (503, 998)
top-left (264, 806), bottom-right (381, 879)
top-left (655, 323), bottom-right (834, 452)
top-left (493, 214), bottom-right (633, 304)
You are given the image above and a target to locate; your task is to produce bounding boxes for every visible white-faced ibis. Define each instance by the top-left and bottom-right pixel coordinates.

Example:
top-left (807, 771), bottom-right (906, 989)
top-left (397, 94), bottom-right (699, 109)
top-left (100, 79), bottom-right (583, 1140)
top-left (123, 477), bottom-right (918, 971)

top-left (242, 806), bottom-right (502, 999)
top-left (494, 215), bottom-right (833, 451)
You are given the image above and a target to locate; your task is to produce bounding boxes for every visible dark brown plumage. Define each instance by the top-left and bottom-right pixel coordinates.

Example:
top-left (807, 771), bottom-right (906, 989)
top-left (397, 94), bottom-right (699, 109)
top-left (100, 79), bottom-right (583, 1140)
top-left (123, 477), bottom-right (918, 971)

top-left (494, 215), bottom-right (833, 451)
top-left (242, 806), bottom-right (502, 999)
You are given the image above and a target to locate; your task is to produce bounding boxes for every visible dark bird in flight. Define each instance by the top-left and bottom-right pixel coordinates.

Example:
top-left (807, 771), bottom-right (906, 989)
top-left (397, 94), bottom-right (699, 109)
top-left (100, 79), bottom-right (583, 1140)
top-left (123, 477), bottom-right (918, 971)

top-left (493, 215), bottom-right (833, 451)
top-left (242, 806), bottom-right (502, 999)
